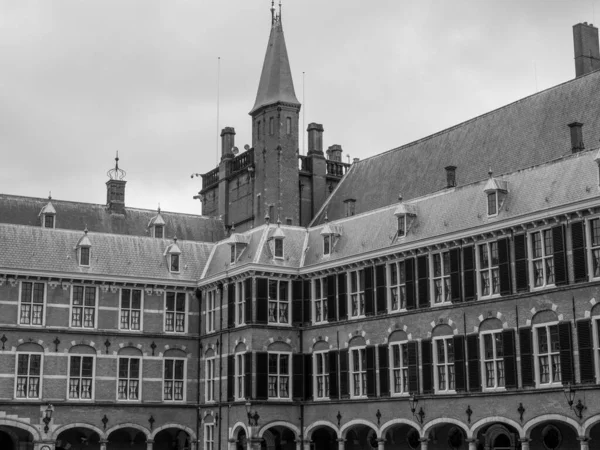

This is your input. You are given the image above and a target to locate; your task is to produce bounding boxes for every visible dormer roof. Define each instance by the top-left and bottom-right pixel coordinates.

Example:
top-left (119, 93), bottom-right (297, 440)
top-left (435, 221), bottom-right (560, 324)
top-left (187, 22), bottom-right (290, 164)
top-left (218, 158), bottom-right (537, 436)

top-left (164, 238), bottom-right (181, 255)
top-left (39, 200), bottom-right (56, 216)
top-left (271, 226), bottom-right (286, 239)
top-left (76, 229), bottom-right (91, 248)
top-left (394, 203), bottom-right (417, 216)
top-left (483, 177), bottom-right (508, 193)
top-left (229, 233), bottom-right (250, 245)
top-left (320, 223), bottom-right (343, 236)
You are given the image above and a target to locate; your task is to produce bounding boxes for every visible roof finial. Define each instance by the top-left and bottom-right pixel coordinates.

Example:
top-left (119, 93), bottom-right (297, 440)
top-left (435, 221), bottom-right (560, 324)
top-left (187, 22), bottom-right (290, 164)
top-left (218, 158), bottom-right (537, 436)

top-left (324, 210), bottom-right (329, 222)
top-left (157, 203), bottom-right (161, 214)
top-left (48, 191), bottom-right (52, 201)
top-left (271, 0), bottom-right (275, 25)
top-left (84, 226), bottom-right (88, 235)
top-left (173, 235), bottom-right (178, 243)
top-left (278, 0), bottom-right (282, 24)
top-left (488, 167), bottom-right (493, 178)
top-left (107, 151), bottom-right (126, 180)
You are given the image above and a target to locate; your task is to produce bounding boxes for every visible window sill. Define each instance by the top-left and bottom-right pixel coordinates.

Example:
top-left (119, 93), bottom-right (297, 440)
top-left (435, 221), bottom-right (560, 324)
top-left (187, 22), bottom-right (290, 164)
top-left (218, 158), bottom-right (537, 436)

top-left (391, 392), bottom-right (410, 398)
top-left (482, 387), bottom-right (506, 393)
top-left (479, 294), bottom-right (501, 301)
top-left (536, 382), bottom-right (563, 389)
top-left (268, 398), bottom-right (292, 401)
top-left (531, 284), bottom-right (556, 292)
top-left (434, 390), bottom-right (456, 395)
top-left (432, 302), bottom-right (452, 308)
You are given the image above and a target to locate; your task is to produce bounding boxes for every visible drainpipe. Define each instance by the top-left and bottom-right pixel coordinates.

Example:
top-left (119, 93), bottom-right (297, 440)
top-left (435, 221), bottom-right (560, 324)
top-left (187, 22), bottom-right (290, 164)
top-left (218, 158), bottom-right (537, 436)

top-left (196, 288), bottom-right (203, 450)
top-left (218, 283), bottom-right (225, 450)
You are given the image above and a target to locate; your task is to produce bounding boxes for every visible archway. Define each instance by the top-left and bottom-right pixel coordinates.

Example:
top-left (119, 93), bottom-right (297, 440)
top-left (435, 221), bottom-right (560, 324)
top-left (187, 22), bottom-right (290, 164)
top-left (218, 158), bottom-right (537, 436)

top-left (56, 426), bottom-right (102, 450)
top-left (423, 422), bottom-right (468, 450)
top-left (0, 425), bottom-right (34, 450)
top-left (528, 420), bottom-right (578, 449)
top-left (472, 422), bottom-right (520, 450)
top-left (308, 424), bottom-right (337, 450)
top-left (233, 426), bottom-right (247, 450)
top-left (342, 423), bottom-right (378, 450)
top-left (154, 427), bottom-right (191, 450)
top-left (381, 423), bottom-right (421, 449)
top-left (260, 426), bottom-right (296, 450)
top-left (107, 426), bottom-right (148, 450)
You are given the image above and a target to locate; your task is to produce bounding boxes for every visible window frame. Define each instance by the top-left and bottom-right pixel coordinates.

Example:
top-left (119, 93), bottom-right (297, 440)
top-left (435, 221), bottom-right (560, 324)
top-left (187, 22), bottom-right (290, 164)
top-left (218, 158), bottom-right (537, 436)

top-left (323, 235), bottom-right (332, 256)
top-left (165, 291), bottom-right (187, 333)
top-left (267, 352), bottom-right (291, 400)
top-left (433, 337), bottom-right (456, 394)
top-left (592, 317), bottom-right (600, 383)
top-left (350, 347), bottom-right (367, 398)
top-left (587, 217), bottom-right (600, 280)
top-left (313, 277), bottom-right (328, 324)
top-left (206, 289), bottom-right (217, 333)
top-left (67, 354), bottom-right (95, 401)
top-left (348, 269), bottom-right (365, 318)
top-left (116, 356), bottom-right (142, 402)
top-left (18, 281), bottom-right (46, 327)
top-left (397, 215), bottom-right (406, 238)
top-left (388, 261), bottom-right (407, 312)
top-left (70, 285), bottom-right (98, 329)
top-left (15, 352), bottom-right (43, 400)
top-left (431, 252), bottom-right (452, 305)
top-left (274, 237), bottom-right (284, 259)
top-left (235, 351), bottom-right (246, 400)
top-left (479, 331), bottom-right (506, 391)
top-left (205, 355), bottom-right (216, 403)
top-left (476, 240), bottom-right (501, 299)
top-left (528, 229), bottom-right (555, 290)
top-left (235, 281), bottom-right (245, 326)
top-left (119, 288), bottom-right (143, 332)
top-left (163, 358), bottom-right (186, 402)
top-left (267, 279), bottom-right (290, 325)
top-left (204, 423), bottom-right (215, 450)
top-left (169, 253), bottom-right (180, 273)
top-left (533, 322), bottom-right (562, 388)
top-left (389, 341), bottom-right (409, 396)
top-left (43, 214), bottom-right (55, 229)
top-left (487, 192), bottom-right (498, 216)
top-left (154, 224), bottom-right (164, 239)
top-left (79, 246), bottom-right (91, 267)
top-left (313, 350), bottom-right (330, 400)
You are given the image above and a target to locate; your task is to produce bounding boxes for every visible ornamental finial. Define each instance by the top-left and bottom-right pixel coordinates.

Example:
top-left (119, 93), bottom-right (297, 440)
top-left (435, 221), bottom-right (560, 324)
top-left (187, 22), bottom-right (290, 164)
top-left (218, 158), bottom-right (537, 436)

top-left (107, 151), bottom-right (126, 180)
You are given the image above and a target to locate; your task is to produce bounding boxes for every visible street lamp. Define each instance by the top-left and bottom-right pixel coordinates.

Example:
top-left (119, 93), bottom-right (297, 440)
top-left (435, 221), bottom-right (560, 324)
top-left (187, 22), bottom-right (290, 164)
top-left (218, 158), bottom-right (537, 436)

top-left (245, 401), bottom-right (260, 427)
top-left (563, 383), bottom-right (586, 419)
top-left (408, 393), bottom-right (425, 424)
top-left (43, 404), bottom-right (53, 434)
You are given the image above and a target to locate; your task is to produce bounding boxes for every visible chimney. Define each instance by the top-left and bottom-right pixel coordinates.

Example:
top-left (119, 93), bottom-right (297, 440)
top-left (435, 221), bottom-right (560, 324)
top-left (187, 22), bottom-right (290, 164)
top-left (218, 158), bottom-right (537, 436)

top-left (445, 165), bottom-right (457, 188)
top-left (326, 144), bottom-right (343, 162)
top-left (106, 154), bottom-right (126, 214)
top-left (221, 127), bottom-right (236, 161)
top-left (568, 122), bottom-right (584, 152)
top-left (573, 22), bottom-right (600, 77)
top-left (307, 123), bottom-right (324, 156)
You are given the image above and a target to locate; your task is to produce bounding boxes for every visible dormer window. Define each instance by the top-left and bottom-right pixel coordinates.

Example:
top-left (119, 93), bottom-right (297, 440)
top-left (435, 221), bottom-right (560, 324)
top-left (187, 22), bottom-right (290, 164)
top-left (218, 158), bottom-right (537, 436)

top-left (228, 233), bottom-right (250, 264)
top-left (170, 254), bottom-right (180, 272)
top-left (487, 192), bottom-right (498, 216)
top-left (164, 237), bottom-right (182, 273)
top-left (39, 196), bottom-right (56, 229)
top-left (268, 225), bottom-right (286, 259)
top-left (274, 238), bottom-right (284, 258)
top-left (323, 235), bottom-right (332, 256)
top-left (44, 215), bottom-right (55, 229)
top-left (393, 203), bottom-right (416, 239)
top-left (397, 215), bottom-right (406, 237)
top-left (320, 223), bottom-right (342, 257)
top-left (344, 199), bottom-right (356, 217)
top-left (483, 170), bottom-right (508, 217)
top-left (148, 207), bottom-right (166, 238)
top-left (155, 225), bottom-right (164, 238)
top-left (75, 229), bottom-right (92, 267)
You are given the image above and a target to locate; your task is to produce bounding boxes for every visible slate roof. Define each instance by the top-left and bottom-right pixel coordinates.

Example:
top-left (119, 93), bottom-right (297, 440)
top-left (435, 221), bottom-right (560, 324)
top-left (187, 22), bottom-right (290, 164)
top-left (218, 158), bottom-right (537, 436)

top-left (311, 68), bottom-right (600, 225)
top-left (0, 194), bottom-right (225, 242)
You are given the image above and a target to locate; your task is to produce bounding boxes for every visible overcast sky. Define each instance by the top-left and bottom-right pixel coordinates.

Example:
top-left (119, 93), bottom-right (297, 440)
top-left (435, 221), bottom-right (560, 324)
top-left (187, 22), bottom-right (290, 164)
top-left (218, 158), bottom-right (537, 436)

top-left (1, 0), bottom-right (598, 215)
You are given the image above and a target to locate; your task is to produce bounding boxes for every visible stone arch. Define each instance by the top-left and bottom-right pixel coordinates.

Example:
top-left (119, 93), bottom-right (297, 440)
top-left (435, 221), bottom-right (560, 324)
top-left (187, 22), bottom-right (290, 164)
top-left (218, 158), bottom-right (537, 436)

top-left (15, 342), bottom-right (45, 353)
top-left (68, 344), bottom-right (97, 355)
top-left (348, 336), bottom-right (367, 348)
top-left (229, 422), bottom-right (249, 440)
top-left (304, 420), bottom-right (340, 440)
top-left (586, 298), bottom-right (600, 319)
top-left (422, 418), bottom-right (469, 439)
top-left (105, 423), bottom-right (151, 440)
top-left (526, 307), bottom-right (562, 326)
top-left (267, 341), bottom-right (293, 352)
top-left (429, 320), bottom-right (458, 338)
top-left (582, 413), bottom-right (600, 436)
top-left (477, 316), bottom-right (507, 333)
top-left (150, 423), bottom-right (197, 441)
top-left (380, 418), bottom-right (422, 437)
top-left (340, 419), bottom-right (378, 439)
top-left (388, 330), bottom-right (409, 343)
top-left (385, 322), bottom-right (414, 343)
top-left (52, 422), bottom-right (105, 441)
top-left (258, 421), bottom-right (300, 439)
top-left (313, 340), bottom-right (329, 352)
top-left (522, 414), bottom-right (582, 438)
top-left (164, 348), bottom-right (187, 358)
top-left (470, 416), bottom-right (524, 439)
top-left (0, 418), bottom-right (40, 442)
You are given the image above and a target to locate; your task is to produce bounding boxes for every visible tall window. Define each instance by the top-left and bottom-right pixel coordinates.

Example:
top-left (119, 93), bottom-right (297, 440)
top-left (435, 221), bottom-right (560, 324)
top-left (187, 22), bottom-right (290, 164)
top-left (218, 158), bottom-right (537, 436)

top-left (323, 235), bottom-right (332, 256)
top-left (432, 252), bottom-right (451, 304)
top-left (482, 332), bottom-right (505, 389)
top-left (206, 357), bottom-right (215, 402)
top-left (590, 218), bottom-right (600, 277)
top-left (314, 278), bottom-right (328, 323)
top-left (390, 343), bottom-right (409, 395)
top-left (235, 281), bottom-right (245, 325)
top-left (434, 338), bottom-right (455, 392)
top-left (268, 280), bottom-right (289, 324)
top-left (268, 353), bottom-right (290, 399)
top-left (154, 225), bottom-right (164, 238)
top-left (120, 289), bottom-right (142, 331)
top-left (15, 353), bottom-right (41, 399)
top-left (204, 424), bottom-right (215, 450)
top-left (118, 357), bottom-right (141, 400)
top-left (314, 352), bottom-right (329, 399)
top-left (170, 254), bottom-right (180, 273)
top-left (286, 117), bottom-right (292, 135)
top-left (165, 292), bottom-right (186, 332)
top-left (69, 356), bottom-right (94, 399)
top-left (206, 290), bottom-right (216, 333)
top-left (235, 353), bottom-right (245, 399)
top-left (531, 230), bottom-right (554, 287)
top-left (350, 348), bottom-right (367, 397)
top-left (349, 270), bottom-right (365, 317)
top-left (44, 215), bottom-right (54, 228)
top-left (536, 324), bottom-right (561, 385)
top-left (397, 215), bottom-right (406, 237)
top-left (19, 282), bottom-right (45, 325)
top-left (479, 242), bottom-right (500, 297)
top-left (71, 285), bottom-right (96, 328)
top-left (487, 192), bottom-right (498, 216)
top-left (79, 247), bottom-right (90, 266)
top-left (164, 359), bottom-right (185, 401)
top-left (274, 238), bottom-right (284, 258)
top-left (389, 261), bottom-right (406, 311)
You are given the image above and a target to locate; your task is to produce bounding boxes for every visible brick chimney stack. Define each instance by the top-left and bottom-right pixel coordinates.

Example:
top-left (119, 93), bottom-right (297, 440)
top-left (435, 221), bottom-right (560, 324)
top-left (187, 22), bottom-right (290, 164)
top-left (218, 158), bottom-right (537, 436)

top-left (573, 22), bottom-right (600, 77)
top-left (307, 123), bottom-right (324, 156)
top-left (326, 145), bottom-right (343, 162)
top-left (221, 127), bottom-right (236, 161)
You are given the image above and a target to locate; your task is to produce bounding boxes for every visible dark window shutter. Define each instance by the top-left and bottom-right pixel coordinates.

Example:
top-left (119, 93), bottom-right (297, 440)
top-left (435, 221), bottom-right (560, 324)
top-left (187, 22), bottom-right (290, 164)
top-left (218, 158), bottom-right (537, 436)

top-left (255, 351), bottom-right (269, 400)
top-left (405, 258), bottom-right (416, 310)
top-left (293, 353), bottom-right (304, 400)
top-left (498, 238), bottom-right (511, 295)
top-left (450, 248), bottom-right (462, 303)
top-left (514, 234), bottom-right (529, 293)
top-left (558, 321), bottom-right (574, 384)
top-left (378, 345), bottom-right (390, 397)
top-left (292, 280), bottom-right (303, 325)
top-left (327, 275), bottom-right (337, 322)
top-left (328, 350), bottom-right (339, 398)
top-left (417, 255), bottom-right (430, 309)
top-left (572, 222), bottom-right (588, 283)
top-left (407, 341), bottom-right (419, 393)
top-left (244, 352), bottom-right (252, 399)
top-left (339, 349), bottom-right (349, 398)
top-left (256, 278), bottom-right (268, 324)
top-left (421, 339), bottom-right (433, 394)
top-left (453, 335), bottom-right (466, 391)
top-left (577, 319), bottom-right (595, 383)
top-left (303, 280), bottom-right (312, 323)
top-left (467, 334), bottom-right (481, 392)
top-left (519, 328), bottom-right (535, 387)
top-left (553, 225), bottom-right (568, 286)
top-left (364, 266), bottom-right (375, 316)
top-left (244, 278), bottom-right (253, 324)
top-left (375, 264), bottom-right (388, 315)
top-left (338, 273), bottom-right (348, 320)
top-left (366, 346), bottom-right (376, 397)
top-left (227, 354), bottom-right (235, 401)
top-left (502, 329), bottom-right (517, 389)
top-left (304, 353), bottom-right (313, 400)
top-left (227, 283), bottom-right (236, 328)
top-left (463, 246), bottom-right (476, 302)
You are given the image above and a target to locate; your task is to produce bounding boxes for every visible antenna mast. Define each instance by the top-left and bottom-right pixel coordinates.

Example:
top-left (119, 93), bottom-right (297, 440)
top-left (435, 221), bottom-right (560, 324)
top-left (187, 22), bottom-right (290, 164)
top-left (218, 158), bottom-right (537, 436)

top-left (302, 71), bottom-right (306, 155)
top-left (216, 57), bottom-right (221, 164)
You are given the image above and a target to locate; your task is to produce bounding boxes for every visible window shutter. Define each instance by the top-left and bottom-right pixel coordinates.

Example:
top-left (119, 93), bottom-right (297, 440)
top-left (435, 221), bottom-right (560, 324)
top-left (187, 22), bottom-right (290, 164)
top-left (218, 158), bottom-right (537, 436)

top-left (407, 341), bottom-right (419, 393)
top-left (466, 334), bottom-right (481, 392)
top-left (292, 279), bottom-right (303, 326)
top-left (292, 353), bottom-right (304, 400)
top-left (255, 352), bottom-right (269, 400)
top-left (417, 255), bottom-right (430, 309)
top-left (304, 353), bottom-right (313, 400)
top-left (498, 238), bottom-right (511, 295)
top-left (453, 335), bottom-right (466, 391)
top-left (577, 319), bottom-right (595, 383)
top-left (421, 339), bottom-right (433, 394)
top-left (405, 258), bottom-right (416, 310)
top-left (227, 283), bottom-right (236, 328)
top-left (553, 225), bottom-right (568, 286)
top-left (378, 345), bottom-right (390, 397)
top-left (244, 278), bottom-right (253, 324)
top-left (338, 273), bottom-right (348, 320)
top-left (572, 222), bottom-right (587, 283)
top-left (375, 264), bottom-right (388, 315)
top-left (450, 248), bottom-right (462, 303)
top-left (227, 354), bottom-right (235, 402)
top-left (339, 349), bottom-right (349, 398)
top-left (366, 346), bottom-right (376, 397)
top-left (328, 350), bottom-right (339, 398)
top-left (327, 275), bottom-right (337, 322)
top-left (519, 328), bottom-right (535, 387)
top-left (364, 266), bottom-right (375, 316)
top-left (244, 352), bottom-right (252, 399)
top-left (255, 278), bottom-right (269, 324)
top-left (514, 234), bottom-right (529, 293)
top-left (502, 329), bottom-right (517, 389)
top-left (303, 279), bottom-right (312, 323)
top-left (558, 321), bottom-right (574, 384)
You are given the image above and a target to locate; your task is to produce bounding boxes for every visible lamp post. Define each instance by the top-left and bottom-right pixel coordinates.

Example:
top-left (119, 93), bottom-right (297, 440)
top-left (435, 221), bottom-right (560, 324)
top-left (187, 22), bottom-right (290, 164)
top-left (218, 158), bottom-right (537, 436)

top-left (42, 404), bottom-right (53, 434)
top-left (408, 393), bottom-right (425, 424)
top-left (564, 384), bottom-right (586, 419)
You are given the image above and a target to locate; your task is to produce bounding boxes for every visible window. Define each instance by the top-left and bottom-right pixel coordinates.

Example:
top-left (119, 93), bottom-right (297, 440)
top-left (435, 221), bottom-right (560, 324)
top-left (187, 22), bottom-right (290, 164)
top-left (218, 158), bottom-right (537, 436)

top-left (79, 247), bottom-right (90, 266)
top-left (71, 285), bottom-right (96, 328)
top-left (323, 235), bottom-right (332, 256)
top-left (481, 332), bottom-right (505, 389)
top-left (230, 245), bottom-right (236, 263)
top-left (205, 355), bottom-right (215, 402)
top-left (344, 200), bottom-right (356, 217)
top-left (349, 270), bottom-right (365, 317)
top-left (268, 353), bottom-right (290, 399)
top-left (165, 292), bottom-right (186, 332)
top-left (120, 289), bottom-right (142, 331)
top-left (68, 356), bottom-right (94, 399)
top-left (478, 242), bottom-right (500, 297)
top-left (432, 252), bottom-right (451, 304)
top-left (397, 215), bottom-right (406, 237)
top-left (204, 424), bottom-right (215, 450)
top-left (154, 225), bottom-right (164, 238)
top-left (118, 357), bottom-right (141, 400)
top-left (164, 359), bottom-right (185, 401)
top-left (19, 282), bottom-right (45, 326)
top-left (314, 352), bottom-right (329, 399)
top-left (590, 218), bottom-right (600, 277)
top-left (268, 279), bottom-right (289, 324)
top-left (390, 343), bottom-right (409, 395)
top-left (535, 324), bottom-right (561, 386)
top-left (434, 338), bottom-right (455, 392)
top-left (487, 192), bottom-right (498, 216)
top-left (274, 238), bottom-right (284, 258)
top-left (235, 353), bottom-right (245, 399)
top-left (286, 117), bottom-right (292, 135)
top-left (314, 278), bottom-right (328, 323)
top-left (44, 215), bottom-right (54, 228)
top-left (530, 230), bottom-right (554, 288)
top-left (350, 348), bottom-right (367, 397)
top-left (15, 353), bottom-right (41, 399)
top-left (170, 254), bottom-right (180, 273)
top-left (389, 261), bottom-right (406, 311)
top-left (206, 290), bottom-right (216, 333)
top-left (235, 281), bottom-right (245, 325)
